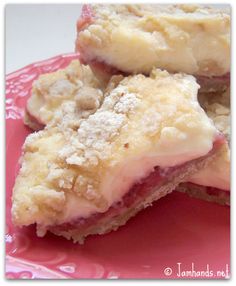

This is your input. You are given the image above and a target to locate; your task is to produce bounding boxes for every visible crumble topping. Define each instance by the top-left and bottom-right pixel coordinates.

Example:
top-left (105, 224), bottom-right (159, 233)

top-left (199, 88), bottom-right (230, 139)
top-left (46, 163), bottom-right (76, 189)
top-left (59, 85), bottom-right (139, 167)
top-left (23, 130), bottom-right (44, 149)
top-left (114, 93), bottom-right (140, 114)
top-left (76, 86), bottom-right (103, 110)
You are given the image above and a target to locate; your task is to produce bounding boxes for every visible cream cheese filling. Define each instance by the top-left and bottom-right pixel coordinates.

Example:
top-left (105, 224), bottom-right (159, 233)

top-left (62, 144), bottom-right (216, 223)
top-left (188, 150), bottom-right (230, 190)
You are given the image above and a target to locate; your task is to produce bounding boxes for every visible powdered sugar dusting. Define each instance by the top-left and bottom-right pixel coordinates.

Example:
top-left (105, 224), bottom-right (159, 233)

top-left (60, 84), bottom-right (140, 167)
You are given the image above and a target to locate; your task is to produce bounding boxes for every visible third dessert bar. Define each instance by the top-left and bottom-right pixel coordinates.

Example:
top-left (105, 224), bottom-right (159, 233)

top-left (76, 4), bottom-right (230, 91)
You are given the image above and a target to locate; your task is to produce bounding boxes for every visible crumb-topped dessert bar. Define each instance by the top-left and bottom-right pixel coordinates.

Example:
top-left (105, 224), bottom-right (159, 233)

top-left (76, 4), bottom-right (230, 91)
top-left (12, 67), bottom-right (225, 243)
top-left (23, 61), bottom-right (231, 207)
top-left (24, 60), bottom-right (104, 130)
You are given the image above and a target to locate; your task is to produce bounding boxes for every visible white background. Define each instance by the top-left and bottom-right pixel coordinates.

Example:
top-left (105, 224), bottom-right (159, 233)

top-left (5, 4), bottom-right (82, 74)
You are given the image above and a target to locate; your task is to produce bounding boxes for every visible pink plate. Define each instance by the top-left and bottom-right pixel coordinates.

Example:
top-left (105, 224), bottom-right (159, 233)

top-left (6, 53), bottom-right (230, 279)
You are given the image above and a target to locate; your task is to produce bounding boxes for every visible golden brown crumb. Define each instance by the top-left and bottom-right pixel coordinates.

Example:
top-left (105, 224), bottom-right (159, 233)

top-left (199, 88), bottom-right (230, 140)
top-left (76, 86), bottom-right (103, 111)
